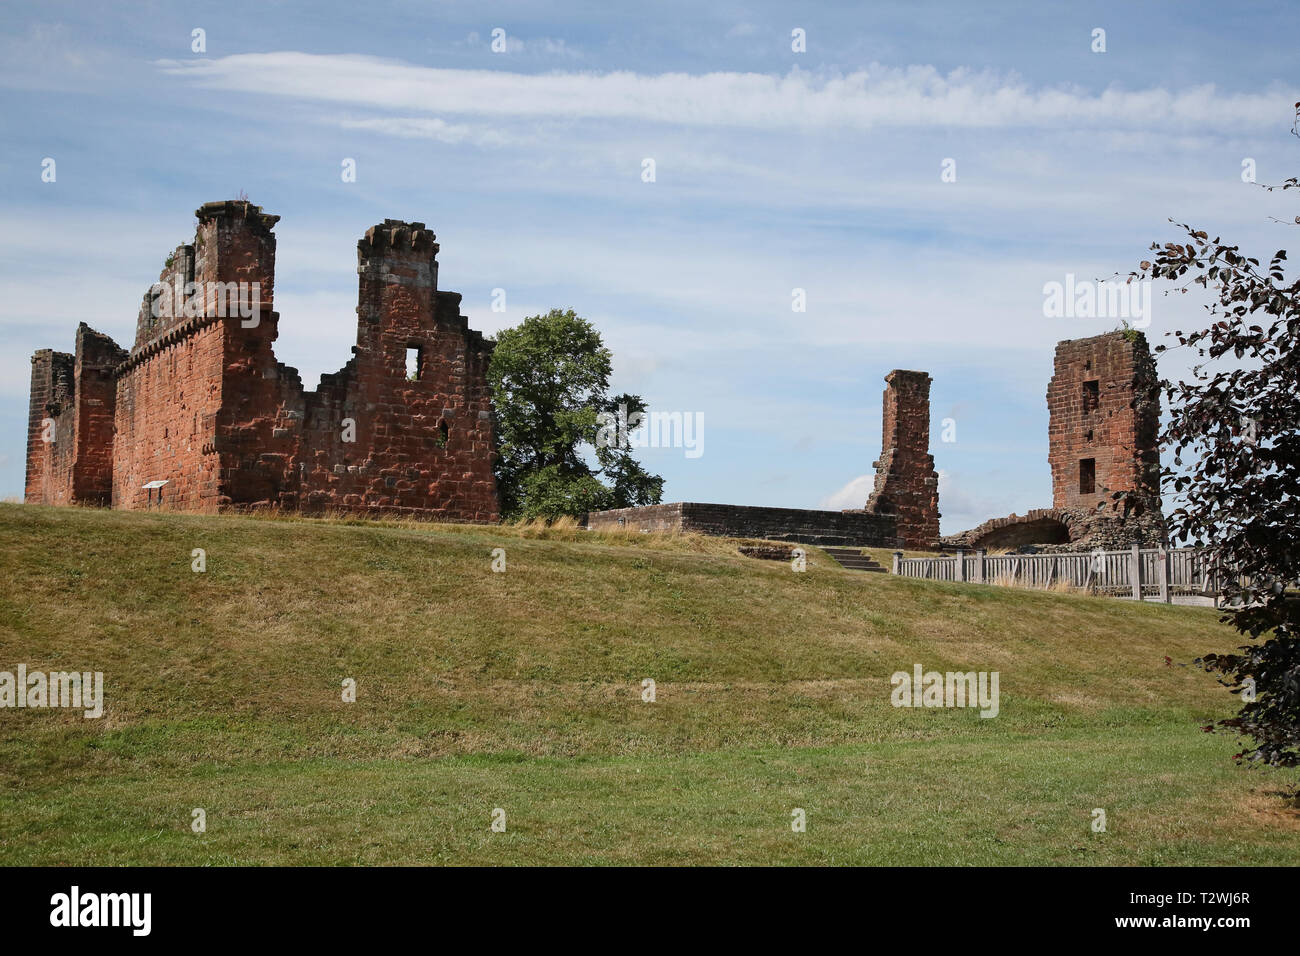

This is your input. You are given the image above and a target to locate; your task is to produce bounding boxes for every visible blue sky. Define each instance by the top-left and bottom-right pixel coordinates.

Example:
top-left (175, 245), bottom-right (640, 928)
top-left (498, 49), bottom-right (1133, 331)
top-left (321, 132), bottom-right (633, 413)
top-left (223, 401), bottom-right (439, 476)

top-left (1, 1), bottom-right (1296, 531)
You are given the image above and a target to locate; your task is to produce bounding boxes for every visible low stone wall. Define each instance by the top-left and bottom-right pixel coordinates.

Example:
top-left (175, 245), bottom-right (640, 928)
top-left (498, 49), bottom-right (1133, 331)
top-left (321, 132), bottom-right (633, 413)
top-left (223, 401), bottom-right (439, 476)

top-left (587, 502), bottom-right (901, 548)
top-left (941, 506), bottom-right (1166, 552)
top-left (738, 544), bottom-right (796, 561)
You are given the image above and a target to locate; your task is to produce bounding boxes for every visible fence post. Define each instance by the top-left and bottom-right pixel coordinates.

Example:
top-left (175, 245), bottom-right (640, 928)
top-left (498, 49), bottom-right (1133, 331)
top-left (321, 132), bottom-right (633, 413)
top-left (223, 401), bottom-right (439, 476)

top-left (977, 549), bottom-right (986, 583)
top-left (1159, 548), bottom-right (1170, 603)
top-left (1131, 544), bottom-right (1142, 601)
top-left (892, 550), bottom-right (903, 575)
top-left (955, 548), bottom-right (965, 582)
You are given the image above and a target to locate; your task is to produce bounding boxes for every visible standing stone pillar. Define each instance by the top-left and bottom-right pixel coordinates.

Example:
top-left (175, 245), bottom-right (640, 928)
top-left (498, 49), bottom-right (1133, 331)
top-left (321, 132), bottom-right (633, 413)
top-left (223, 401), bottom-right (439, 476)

top-left (852, 370), bottom-right (941, 550)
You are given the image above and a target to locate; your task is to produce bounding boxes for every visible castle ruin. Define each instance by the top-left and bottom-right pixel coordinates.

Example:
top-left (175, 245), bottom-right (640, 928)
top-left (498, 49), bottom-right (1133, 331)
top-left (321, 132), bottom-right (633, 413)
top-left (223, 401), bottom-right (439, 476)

top-left (1047, 330), bottom-right (1161, 517)
top-left (588, 368), bottom-right (941, 549)
top-left (944, 329), bottom-right (1164, 551)
top-left (24, 205), bottom-right (1163, 552)
top-left (846, 369), bottom-right (940, 549)
top-left (26, 200), bottom-right (500, 520)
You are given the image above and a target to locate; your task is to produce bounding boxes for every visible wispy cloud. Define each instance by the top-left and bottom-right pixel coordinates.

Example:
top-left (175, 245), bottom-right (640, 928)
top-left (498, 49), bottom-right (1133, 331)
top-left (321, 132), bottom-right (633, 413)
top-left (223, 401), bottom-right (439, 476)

top-left (817, 469), bottom-right (1028, 535)
top-left (158, 53), bottom-right (1293, 132)
top-left (935, 469), bottom-right (1010, 534)
top-left (819, 473), bottom-right (874, 511)
top-left (336, 116), bottom-right (516, 146)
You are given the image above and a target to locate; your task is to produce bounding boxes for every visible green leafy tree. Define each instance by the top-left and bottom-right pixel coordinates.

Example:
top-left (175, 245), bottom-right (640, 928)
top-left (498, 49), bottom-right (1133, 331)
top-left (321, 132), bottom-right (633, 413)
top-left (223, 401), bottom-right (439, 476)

top-left (1133, 104), bottom-right (1300, 771)
top-left (488, 308), bottom-right (664, 520)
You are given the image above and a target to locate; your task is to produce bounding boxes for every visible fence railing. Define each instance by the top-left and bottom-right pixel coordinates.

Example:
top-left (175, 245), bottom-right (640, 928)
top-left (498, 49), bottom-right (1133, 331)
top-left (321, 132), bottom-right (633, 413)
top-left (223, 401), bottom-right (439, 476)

top-left (892, 546), bottom-right (1219, 604)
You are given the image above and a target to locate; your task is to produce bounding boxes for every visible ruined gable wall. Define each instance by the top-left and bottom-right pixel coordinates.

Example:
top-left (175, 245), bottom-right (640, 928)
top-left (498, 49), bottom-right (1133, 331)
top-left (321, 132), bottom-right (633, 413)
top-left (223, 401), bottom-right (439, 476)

top-left (35, 201), bottom-right (499, 521)
top-left (1047, 330), bottom-right (1161, 514)
top-left (199, 202), bottom-right (299, 509)
top-left (71, 325), bottom-right (127, 505)
top-left (25, 325), bottom-right (126, 506)
top-left (855, 369), bottom-right (940, 549)
top-left (25, 349), bottom-right (75, 505)
top-left (291, 221), bottom-right (499, 519)
top-left (110, 203), bottom-right (275, 511)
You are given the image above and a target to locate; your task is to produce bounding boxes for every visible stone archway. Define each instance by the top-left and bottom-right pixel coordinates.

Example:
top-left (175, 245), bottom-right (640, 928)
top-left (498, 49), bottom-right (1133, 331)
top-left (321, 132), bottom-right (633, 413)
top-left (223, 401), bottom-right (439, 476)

top-left (945, 508), bottom-right (1080, 551)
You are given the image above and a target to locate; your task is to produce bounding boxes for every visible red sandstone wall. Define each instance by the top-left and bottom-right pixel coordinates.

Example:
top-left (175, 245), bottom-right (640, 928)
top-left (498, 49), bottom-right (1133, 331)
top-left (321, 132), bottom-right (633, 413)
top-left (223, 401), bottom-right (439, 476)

top-left (859, 369), bottom-right (940, 549)
top-left (25, 349), bottom-right (75, 505)
top-left (290, 221), bottom-right (499, 519)
top-left (114, 201), bottom-right (280, 511)
top-left (212, 313), bottom-right (301, 508)
top-left (202, 202), bottom-right (299, 508)
top-left (113, 321), bottom-right (225, 511)
top-left (36, 201), bottom-right (500, 522)
top-left (70, 326), bottom-right (125, 505)
top-left (26, 325), bottom-right (125, 506)
top-left (1047, 331), bottom-right (1160, 512)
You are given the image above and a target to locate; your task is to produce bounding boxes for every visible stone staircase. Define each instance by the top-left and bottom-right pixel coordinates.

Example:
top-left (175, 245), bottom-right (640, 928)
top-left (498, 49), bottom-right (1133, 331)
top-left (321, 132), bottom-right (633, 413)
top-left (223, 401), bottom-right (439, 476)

top-left (822, 547), bottom-right (887, 573)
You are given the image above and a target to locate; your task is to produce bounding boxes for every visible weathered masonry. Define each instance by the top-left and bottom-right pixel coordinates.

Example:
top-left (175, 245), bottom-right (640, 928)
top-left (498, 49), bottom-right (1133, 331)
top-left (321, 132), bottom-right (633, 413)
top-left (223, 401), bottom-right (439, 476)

top-left (26, 326), bottom-right (125, 507)
top-left (944, 330), bottom-right (1164, 551)
top-left (587, 368), bottom-right (939, 549)
top-left (26, 200), bottom-right (500, 521)
top-left (586, 502), bottom-right (901, 548)
top-left (1046, 330), bottom-right (1161, 516)
top-left (846, 369), bottom-right (941, 550)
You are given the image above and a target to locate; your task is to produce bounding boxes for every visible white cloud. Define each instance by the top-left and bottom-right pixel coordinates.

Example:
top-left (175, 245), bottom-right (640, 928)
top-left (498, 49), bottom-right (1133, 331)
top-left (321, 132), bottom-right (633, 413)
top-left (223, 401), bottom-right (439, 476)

top-left (157, 53), bottom-right (1293, 133)
top-left (537, 37), bottom-right (581, 58)
top-left (337, 116), bottom-right (515, 146)
top-left (936, 469), bottom-right (1027, 535)
top-left (819, 473), bottom-right (874, 511)
top-left (817, 469), bottom-right (1032, 534)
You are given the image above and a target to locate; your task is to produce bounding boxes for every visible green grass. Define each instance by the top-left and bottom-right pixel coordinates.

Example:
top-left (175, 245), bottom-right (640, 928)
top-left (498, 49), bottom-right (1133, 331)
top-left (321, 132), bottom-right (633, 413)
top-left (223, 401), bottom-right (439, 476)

top-left (0, 502), bottom-right (1295, 865)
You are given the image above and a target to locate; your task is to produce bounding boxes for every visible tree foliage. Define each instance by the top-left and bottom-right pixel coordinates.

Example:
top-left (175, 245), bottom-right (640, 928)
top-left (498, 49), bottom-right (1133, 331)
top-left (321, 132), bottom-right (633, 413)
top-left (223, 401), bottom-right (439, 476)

top-left (487, 308), bottom-right (664, 520)
top-left (1134, 105), bottom-right (1300, 767)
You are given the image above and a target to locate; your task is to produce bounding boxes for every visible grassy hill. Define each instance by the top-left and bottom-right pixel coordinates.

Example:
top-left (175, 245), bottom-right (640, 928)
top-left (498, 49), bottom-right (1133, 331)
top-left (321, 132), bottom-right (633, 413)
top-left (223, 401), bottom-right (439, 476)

top-left (0, 502), bottom-right (1296, 865)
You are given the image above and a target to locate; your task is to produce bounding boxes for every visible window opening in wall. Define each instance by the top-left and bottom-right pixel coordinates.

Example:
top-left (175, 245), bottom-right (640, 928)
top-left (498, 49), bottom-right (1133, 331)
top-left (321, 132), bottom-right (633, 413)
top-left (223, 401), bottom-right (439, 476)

top-left (406, 346), bottom-right (421, 382)
top-left (436, 419), bottom-right (449, 448)
top-left (1079, 458), bottom-right (1096, 495)
top-left (1082, 379), bottom-right (1099, 412)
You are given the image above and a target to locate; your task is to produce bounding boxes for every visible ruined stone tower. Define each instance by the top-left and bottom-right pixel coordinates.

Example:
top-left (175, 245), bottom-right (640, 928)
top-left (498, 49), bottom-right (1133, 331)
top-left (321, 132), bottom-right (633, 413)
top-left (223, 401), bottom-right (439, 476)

top-left (942, 329), bottom-right (1165, 552)
top-left (111, 200), bottom-right (280, 510)
top-left (26, 200), bottom-right (499, 521)
top-left (853, 369), bottom-right (940, 549)
top-left (292, 218), bottom-right (499, 518)
top-left (26, 325), bottom-right (127, 507)
top-left (1046, 330), bottom-right (1161, 517)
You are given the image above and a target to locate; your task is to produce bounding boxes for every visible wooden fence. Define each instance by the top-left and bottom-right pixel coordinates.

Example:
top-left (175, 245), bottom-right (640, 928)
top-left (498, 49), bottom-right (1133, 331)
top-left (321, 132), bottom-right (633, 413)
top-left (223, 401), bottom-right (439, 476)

top-left (892, 546), bottom-right (1219, 605)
